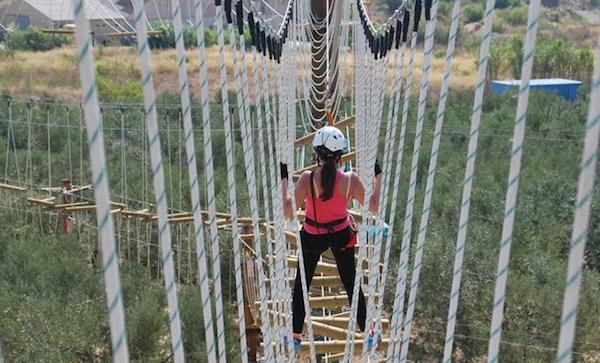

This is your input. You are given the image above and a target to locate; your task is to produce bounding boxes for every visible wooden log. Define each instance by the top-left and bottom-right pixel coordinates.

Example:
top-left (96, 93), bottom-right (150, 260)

top-left (264, 275), bottom-right (342, 288)
top-left (69, 185), bottom-right (92, 193)
top-left (27, 197), bottom-right (56, 207)
top-left (65, 205), bottom-right (97, 212)
top-left (0, 183), bottom-right (27, 192)
top-left (110, 201), bottom-right (127, 209)
top-left (121, 209), bottom-right (151, 218)
top-left (111, 209), bottom-right (123, 215)
top-left (53, 202), bottom-right (91, 209)
top-left (105, 29), bottom-right (165, 38)
top-left (255, 294), bottom-right (378, 310)
top-left (294, 116), bottom-right (355, 148)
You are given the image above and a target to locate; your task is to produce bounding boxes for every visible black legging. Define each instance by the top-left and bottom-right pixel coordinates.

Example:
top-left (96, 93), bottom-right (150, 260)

top-left (292, 226), bottom-right (367, 334)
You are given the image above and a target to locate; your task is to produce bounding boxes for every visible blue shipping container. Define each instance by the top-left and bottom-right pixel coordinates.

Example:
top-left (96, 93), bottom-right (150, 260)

top-left (491, 78), bottom-right (583, 101)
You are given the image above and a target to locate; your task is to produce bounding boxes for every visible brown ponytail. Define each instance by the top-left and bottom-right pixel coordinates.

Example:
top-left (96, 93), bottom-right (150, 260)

top-left (319, 150), bottom-right (339, 201)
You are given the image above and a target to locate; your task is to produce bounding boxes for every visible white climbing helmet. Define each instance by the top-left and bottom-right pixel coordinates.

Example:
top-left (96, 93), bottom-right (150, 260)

top-left (312, 126), bottom-right (347, 152)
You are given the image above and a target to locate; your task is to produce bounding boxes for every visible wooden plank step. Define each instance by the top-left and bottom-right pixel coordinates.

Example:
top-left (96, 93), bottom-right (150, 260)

top-left (300, 338), bottom-right (388, 354)
top-left (0, 183), bottom-right (27, 192)
top-left (264, 275), bottom-right (342, 288)
top-left (27, 197), bottom-right (56, 207)
top-left (256, 294), bottom-right (378, 310)
top-left (312, 316), bottom-right (390, 330)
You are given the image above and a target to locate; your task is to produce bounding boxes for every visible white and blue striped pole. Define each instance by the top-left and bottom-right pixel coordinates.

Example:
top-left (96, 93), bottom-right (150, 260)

top-left (487, 0), bottom-right (541, 361)
top-left (226, 13), bottom-right (275, 361)
top-left (397, 0), bottom-right (465, 360)
top-left (556, 30), bottom-right (600, 363)
top-left (442, 0), bottom-right (496, 361)
top-left (132, 1), bottom-right (186, 362)
top-left (172, 0), bottom-right (221, 362)
top-left (71, 1), bottom-right (130, 361)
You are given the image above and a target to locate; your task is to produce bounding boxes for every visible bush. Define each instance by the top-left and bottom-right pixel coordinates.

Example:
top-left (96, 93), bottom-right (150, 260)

top-left (495, 0), bottom-right (522, 9)
top-left (506, 6), bottom-right (529, 26)
top-left (2, 25), bottom-right (72, 51)
top-left (147, 21), bottom-right (251, 50)
top-left (464, 5), bottom-right (484, 23)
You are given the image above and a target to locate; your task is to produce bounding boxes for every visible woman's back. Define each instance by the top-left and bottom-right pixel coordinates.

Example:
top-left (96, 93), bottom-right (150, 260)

top-left (304, 170), bottom-right (351, 234)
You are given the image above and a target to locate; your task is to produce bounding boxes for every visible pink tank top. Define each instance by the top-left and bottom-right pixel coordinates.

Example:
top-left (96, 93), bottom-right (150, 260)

top-left (304, 170), bottom-right (350, 235)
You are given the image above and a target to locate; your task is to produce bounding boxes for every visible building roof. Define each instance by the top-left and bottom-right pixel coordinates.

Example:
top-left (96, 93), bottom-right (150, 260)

top-left (22, 0), bottom-right (127, 22)
top-left (492, 78), bottom-right (583, 86)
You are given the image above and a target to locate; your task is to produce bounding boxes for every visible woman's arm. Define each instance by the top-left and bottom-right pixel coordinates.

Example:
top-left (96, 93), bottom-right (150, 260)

top-left (282, 164), bottom-right (308, 219)
top-left (350, 161), bottom-right (383, 213)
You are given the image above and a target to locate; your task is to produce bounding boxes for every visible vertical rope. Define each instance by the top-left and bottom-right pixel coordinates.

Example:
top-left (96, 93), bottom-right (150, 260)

top-left (442, 0), bottom-right (496, 360)
top-left (132, 1), bottom-right (186, 361)
top-left (387, 31), bottom-right (419, 363)
top-left (556, 32), bottom-right (600, 363)
top-left (487, 1), bottom-right (541, 362)
top-left (361, 33), bottom-right (400, 363)
top-left (370, 40), bottom-right (409, 362)
top-left (211, 4), bottom-right (231, 361)
top-left (70, 0), bottom-right (130, 361)
top-left (396, 0), bottom-right (466, 360)
top-left (227, 18), bottom-right (275, 362)
top-left (171, 1), bottom-right (220, 361)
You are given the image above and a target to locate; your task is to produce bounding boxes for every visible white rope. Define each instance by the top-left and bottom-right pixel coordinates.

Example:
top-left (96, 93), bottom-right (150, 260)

top-left (171, 0), bottom-right (220, 361)
top-left (387, 29), bottom-right (419, 363)
top-left (442, 0), bottom-right (496, 360)
top-left (132, 1), bottom-right (186, 361)
top-left (71, 0), bottom-right (130, 361)
top-left (212, 5), bottom-right (233, 362)
top-left (396, 0), bottom-right (467, 359)
top-left (370, 38), bottom-right (410, 363)
top-left (278, 26), bottom-right (317, 362)
top-left (556, 30), bottom-right (600, 363)
top-left (361, 38), bottom-right (397, 363)
top-left (487, 0), bottom-right (541, 361)
top-left (227, 17), bottom-right (275, 362)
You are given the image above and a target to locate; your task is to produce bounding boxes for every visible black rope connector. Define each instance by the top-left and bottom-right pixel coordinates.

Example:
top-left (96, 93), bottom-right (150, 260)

top-left (425, 0), bottom-right (433, 21)
top-left (225, 0), bottom-right (233, 24)
top-left (403, 10), bottom-right (411, 43)
top-left (260, 28), bottom-right (267, 56)
top-left (235, 1), bottom-right (244, 34)
top-left (248, 12), bottom-right (256, 46)
top-left (395, 18), bottom-right (402, 48)
top-left (413, 0), bottom-right (422, 33)
top-left (215, 0), bottom-right (221, 7)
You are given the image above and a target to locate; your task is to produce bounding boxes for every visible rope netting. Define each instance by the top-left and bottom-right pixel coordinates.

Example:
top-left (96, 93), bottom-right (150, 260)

top-left (0, 0), bottom-right (598, 362)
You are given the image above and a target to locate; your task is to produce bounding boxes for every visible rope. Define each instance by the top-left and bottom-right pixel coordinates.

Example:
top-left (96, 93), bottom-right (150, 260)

top-left (370, 38), bottom-right (409, 363)
top-left (487, 0), bottom-right (541, 362)
top-left (442, 0), bottom-right (497, 360)
top-left (132, 1), bottom-right (186, 361)
top-left (212, 5), bottom-right (234, 362)
top-left (227, 17), bottom-right (275, 362)
top-left (387, 29), bottom-right (419, 363)
top-left (361, 32), bottom-right (400, 363)
top-left (556, 31), bottom-right (600, 363)
top-left (70, 0), bottom-right (130, 361)
top-left (171, 0), bottom-right (220, 361)
top-left (395, 0), bottom-right (467, 359)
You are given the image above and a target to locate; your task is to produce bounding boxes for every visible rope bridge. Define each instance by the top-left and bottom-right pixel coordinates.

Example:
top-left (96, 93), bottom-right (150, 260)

top-left (0, 0), bottom-right (598, 362)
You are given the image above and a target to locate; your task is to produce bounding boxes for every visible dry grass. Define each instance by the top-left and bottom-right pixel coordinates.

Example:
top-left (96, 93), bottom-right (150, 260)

top-left (0, 45), bottom-right (477, 102)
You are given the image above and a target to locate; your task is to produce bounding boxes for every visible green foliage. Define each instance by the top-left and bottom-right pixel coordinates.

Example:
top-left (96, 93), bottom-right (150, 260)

top-left (495, 0), bottom-right (522, 9)
top-left (505, 5), bottom-right (529, 26)
top-left (488, 35), bottom-right (594, 81)
top-left (2, 26), bottom-right (72, 52)
top-left (464, 4), bottom-right (484, 23)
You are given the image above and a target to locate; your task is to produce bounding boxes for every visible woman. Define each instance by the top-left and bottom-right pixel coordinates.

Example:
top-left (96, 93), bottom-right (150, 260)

top-left (281, 125), bottom-right (382, 354)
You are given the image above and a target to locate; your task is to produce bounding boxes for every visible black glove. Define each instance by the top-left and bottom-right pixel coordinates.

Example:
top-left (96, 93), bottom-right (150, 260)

top-left (374, 159), bottom-right (382, 177)
top-left (280, 162), bottom-right (289, 180)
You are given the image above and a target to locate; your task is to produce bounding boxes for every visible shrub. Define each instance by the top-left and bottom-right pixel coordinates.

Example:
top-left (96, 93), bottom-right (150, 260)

top-left (464, 5), bottom-right (484, 23)
top-left (2, 25), bottom-right (72, 51)
top-left (495, 0), bottom-right (522, 9)
top-left (506, 6), bottom-right (528, 26)
top-left (492, 18), bottom-right (505, 33)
